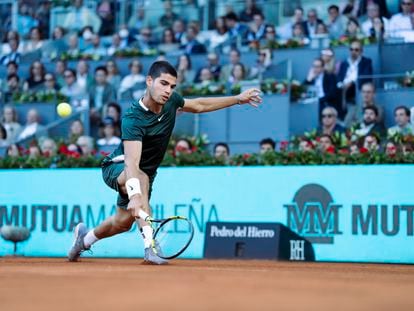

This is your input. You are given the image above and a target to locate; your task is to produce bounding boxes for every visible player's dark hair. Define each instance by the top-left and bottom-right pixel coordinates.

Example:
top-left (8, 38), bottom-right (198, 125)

top-left (94, 66), bottom-right (108, 75)
top-left (148, 61), bottom-right (177, 79)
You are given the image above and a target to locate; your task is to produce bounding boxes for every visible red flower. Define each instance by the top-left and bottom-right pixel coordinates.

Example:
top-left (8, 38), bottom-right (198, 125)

top-left (326, 146), bottom-right (336, 154)
top-left (338, 148), bottom-right (349, 154)
top-left (100, 151), bottom-right (109, 156)
top-left (359, 147), bottom-right (369, 154)
top-left (280, 141), bottom-right (289, 150)
top-left (243, 153), bottom-right (251, 160)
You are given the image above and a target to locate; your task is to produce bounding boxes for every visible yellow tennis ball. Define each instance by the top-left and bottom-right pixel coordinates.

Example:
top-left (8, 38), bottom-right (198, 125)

top-left (57, 102), bottom-right (72, 117)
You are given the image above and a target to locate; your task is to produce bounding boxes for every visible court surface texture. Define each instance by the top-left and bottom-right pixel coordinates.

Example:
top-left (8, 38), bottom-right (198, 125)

top-left (1, 257), bottom-right (413, 311)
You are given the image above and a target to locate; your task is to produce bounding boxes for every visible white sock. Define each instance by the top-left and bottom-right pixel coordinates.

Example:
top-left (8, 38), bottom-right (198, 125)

top-left (83, 230), bottom-right (99, 248)
top-left (141, 225), bottom-right (153, 249)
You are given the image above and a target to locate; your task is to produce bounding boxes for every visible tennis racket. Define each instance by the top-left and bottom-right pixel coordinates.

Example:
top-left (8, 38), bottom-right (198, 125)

top-left (148, 216), bottom-right (194, 259)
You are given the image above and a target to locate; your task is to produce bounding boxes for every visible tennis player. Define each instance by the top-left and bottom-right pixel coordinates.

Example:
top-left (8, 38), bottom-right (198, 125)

top-left (68, 60), bottom-right (262, 264)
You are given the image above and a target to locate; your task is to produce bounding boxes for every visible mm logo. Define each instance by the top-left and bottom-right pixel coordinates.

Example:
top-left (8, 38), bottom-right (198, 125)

top-left (284, 184), bottom-right (342, 244)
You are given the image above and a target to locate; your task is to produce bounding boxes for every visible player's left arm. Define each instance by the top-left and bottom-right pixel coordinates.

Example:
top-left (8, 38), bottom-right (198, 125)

top-left (181, 88), bottom-right (262, 113)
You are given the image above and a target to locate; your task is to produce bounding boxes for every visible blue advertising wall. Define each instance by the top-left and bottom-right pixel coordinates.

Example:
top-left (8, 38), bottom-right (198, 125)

top-left (1, 166), bottom-right (414, 263)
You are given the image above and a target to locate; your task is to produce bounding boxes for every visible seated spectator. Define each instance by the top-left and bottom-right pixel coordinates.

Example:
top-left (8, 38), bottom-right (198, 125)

top-left (105, 60), bottom-right (122, 92)
top-left (0, 30), bottom-right (22, 55)
top-left (196, 68), bottom-right (215, 87)
top-left (361, 3), bottom-right (389, 39)
top-left (16, 3), bottom-right (39, 39)
top-left (159, 0), bottom-right (179, 29)
top-left (1, 105), bottom-right (22, 144)
top-left (28, 140), bottom-right (42, 159)
top-left (76, 60), bottom-right (93, 93)
top-left (42, 26), bottom-right (67, 61)
top-left (0, 37), bottom-right (21, 65)
top-left (97, 0), bottom-right (115, 36)
top-left (219, 49), bottom-right (243, 83)
top-left (175, 138), bottom-right (193, 155)
top-left (302, 8), bottom-right (324, 38)
top-left (388, 106), bottom-right (414, 136)
top-left (66, 33), bottom-right (81, 57)
top-left (247, 12), bottom-right (268, 45)
top-left (327, 5), bottom-right (346, 39)
top-left (225, 12), bottom-right (249, 47)
top-left (75, 135), bottom-right (95, 157)
top-left (214, 142), bottom-right (230, 161)
top-left (304, 58), bottom-right (339, 115)
top-left (354, 106), bottom-right (385, 138)
top-left (337, 39), bottom-right (373, 123)
top-left (105, 102), bottom-right (122, 134)
top-left (320, 48), bottom-right (339, 74)
top-left (83, 34), bottom-right (107, 58)
top-left (132, 27), bottom-right (157, 53)
top-left (260, 24), bottom-right (278, 48)
top-left (181, 25), bottom-right (207, 54)
top-left (356, 82), bottom-right (384, 126)
top-left (107, 33), bottom-right (125, 56)
top-left (17, 108), bottom-right (47, 141)
top-left (363, 133), bottom-right (380, 152)
top-left (119, 60), bottom-right (145, 96)
top-left (195, 52), bottom-right (222, 83)
top-left (317, 107), bottom-right (345, 136)
top-left (89, 66), bottom-right (116, 111)
top-left (0, 124), bottom-right (8, 147)
top-left (23, 61), bottom-right (46, 92)
top-left (389, 0), bottom-right (414, 40)
top-left (158, 28), bottom-right (180, 54)
top-left (60, 69), bottom-right (85, 101)
top-left (63, 0), bottom-right (101, 33)
top-left (344, 17), bottom-right (363, 38)
top-left (291, 22), bottom-right (310, 44)
top-left (54, 60), bottom-right (67, 89)
top-left (41, 73), bottom-right (60, 94)
top-left (39, 137), bottom-right (58, 157)
top-left (22, 26), bottom-right (43, 54)
top-left (298, 137), bottom-right (314, 152)
top-left (385, 140), bottom-right (398, 157)
top-left (6, 61), bottom-right (19, 76)
top-left (228, 63), bottom-right (247, 85)
top-left (7, 143), bottom-right (22, 157)
top-left (176, 54), bottom-right (196, 85)
top-left (277, 7), bottom-right (304, 40)
top-left (68, 119), bottom-right (84, 144)
top-left (2, 74), bottom-right (22, 103)
top-left (259, 138), bottom-right (275, 153)
top-left (239, 0), bottom-right (262, 22)
top-left (97, 117), bottom-right (121, 146)
top-left (208, 16), bottom-right (230, 52)
top-left (317, 134), bottom-right (335, 153)
top-left (127, 5), bottom-right (152, 33)
top-left (172, 19), bottom-right (186, 46)
top-left (315, 23), bottom-right (329, 36)
top-left (248, 49), bottom-right (275, 80)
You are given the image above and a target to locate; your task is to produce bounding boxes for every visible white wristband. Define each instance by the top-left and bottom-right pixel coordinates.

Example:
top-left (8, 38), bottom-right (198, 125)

top-left (126, 178), bottom-right (141, 199)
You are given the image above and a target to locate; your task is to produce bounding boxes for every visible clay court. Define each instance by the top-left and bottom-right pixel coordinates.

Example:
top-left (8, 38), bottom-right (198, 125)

top-left (1, 257), bottom-right (414, 311)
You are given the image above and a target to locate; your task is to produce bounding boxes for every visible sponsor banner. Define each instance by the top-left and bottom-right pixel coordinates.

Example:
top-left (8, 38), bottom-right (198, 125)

top-left (1, 166), bottom-right (413, 263)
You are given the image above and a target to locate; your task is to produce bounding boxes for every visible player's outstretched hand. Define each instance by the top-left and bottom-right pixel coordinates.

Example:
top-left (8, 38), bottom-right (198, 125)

top-left (236, 88), bottom-right (263, 107)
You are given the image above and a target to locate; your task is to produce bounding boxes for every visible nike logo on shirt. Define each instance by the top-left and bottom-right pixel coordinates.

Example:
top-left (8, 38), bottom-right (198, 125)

top-left (158, 115), bottom-right (164, 122)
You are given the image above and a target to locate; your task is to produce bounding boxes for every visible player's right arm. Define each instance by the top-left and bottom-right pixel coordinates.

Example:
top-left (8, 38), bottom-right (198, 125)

top-left (123, 140), bottom-right (150, 219)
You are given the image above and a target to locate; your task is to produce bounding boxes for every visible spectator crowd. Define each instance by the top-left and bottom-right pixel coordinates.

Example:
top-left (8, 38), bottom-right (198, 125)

top-left (0, 0), bottom-right (414, 165)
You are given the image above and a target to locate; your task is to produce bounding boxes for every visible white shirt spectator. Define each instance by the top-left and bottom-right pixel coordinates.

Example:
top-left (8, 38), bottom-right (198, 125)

top-left (362, 17), bottom-right (389, 37)
top-left (97, 136), bottom-right (121, 146)
top-left (119, 74), bottom-right (145, 94)
top-left (389, 13), bottom-right (413, 38)
top-left (343, 56), bottom-right (361, 85)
